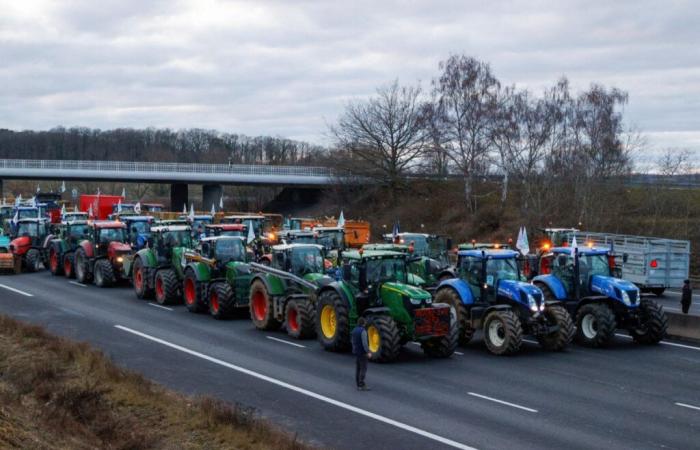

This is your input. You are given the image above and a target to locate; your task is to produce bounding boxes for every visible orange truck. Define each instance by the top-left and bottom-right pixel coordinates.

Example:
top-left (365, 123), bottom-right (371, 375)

top-left (297, 218), bottom-right (371, 248)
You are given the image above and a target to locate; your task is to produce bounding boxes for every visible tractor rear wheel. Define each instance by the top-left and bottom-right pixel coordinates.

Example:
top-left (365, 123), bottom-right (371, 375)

top-left (366, 315), bottom-right (401, 362)
top-left (209, 282), bottom-right (236, 320)
top-left (49, 249), bottom-right (63, 276)
top-left (183, 270), bottom-right (205, 313)
top-left (434, 288), bottom-right (473, 345)
top-left (316, 290), bottom-right (351, 352)
top-left (630, 299), bottom-right (668, 344)
top-left (249, 280), bottom-right (281, 330)
top-left (575, 303), bottom-right (617, 347)
top-left (94, 259), bottom-right (115, 287)
top-left (63, 253), bottom-right (75, 279)
top-left (155, 269), bottom-right (179, 305)
top-left (421, 307), bottom-right (459, 358)
top-left (74, 249), bottom-right (91, 284)
top-left (537, 305), bottom-right (574, 351)
top-left (483, 309), bottom-right (522, 356)
top-left (25, 248), bottom-right (41, 273)
top-left (285, 298), bottom-right (315, 339)
top-left (133, 257), bottom-right (153, 299)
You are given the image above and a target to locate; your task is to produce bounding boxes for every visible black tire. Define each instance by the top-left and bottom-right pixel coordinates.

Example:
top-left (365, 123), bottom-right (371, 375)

top-left (630, 299), bottom-right (668, 345)
top-left (25, 248), bottom-right (41, 273)
top-left (94, 259), bottom-right (115, 287)
top-left (650, 288), bottom-right (665, 297)
top-left (49, 248), bottom-right (63, 276)
top-left (183, 269), bottom-right (206, 313)
top-left (421, 306), bottom-right (459, 358)
top-left (316, 289), bottom-right (351, 352)
top-left (366, 315), bottom-right (402, 363)
top-left (133, 257), bottom-right (153, 299)
top-left (575, 303), bottom-right (617, 347)
top-left (74, 248), bottom-right (92, 284)
top-left (63, 252), bottom-right (75, 279)
top-left (209, 282), bottom-right (236, 320)
top-left (249, 279), bottom-right (281, 330)
top-left (537, 305), bottom-right (574, 351)
top-left (434, 288), bottom-right (474, 345)
top-left (483, 309), bottom-right (523, 356)
top-left (155, 269), bottom-right (180, 305)
top-left (285, 298), bottom-right (316, 339)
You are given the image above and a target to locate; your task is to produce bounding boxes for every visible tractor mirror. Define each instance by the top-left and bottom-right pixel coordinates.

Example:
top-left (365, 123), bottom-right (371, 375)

top-left (623, 253), bottom-right (629, 263)
top-left (342, 263), bottom-right (352, 281)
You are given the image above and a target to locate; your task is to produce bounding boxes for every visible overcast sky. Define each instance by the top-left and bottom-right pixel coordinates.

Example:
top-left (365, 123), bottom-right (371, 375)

top-left (1, 0), bottom-right (698, 165)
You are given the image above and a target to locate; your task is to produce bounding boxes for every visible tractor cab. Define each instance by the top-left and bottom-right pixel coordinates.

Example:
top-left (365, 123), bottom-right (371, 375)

top-left (459, 241), bottom-right (511, 251)
top-left (63, 211), bottom-right (89, 222)
top-left (121, 216), bottom-right (154, 250)
top-left (284, 217), bottom-right (314, 230)
top-left (270, 244), bottom-right (325, 277)
top-left (11, 218), bottom-right (48, 244)
top-left (150, 225), bottom-right (193, 262)
top-left (204, 223), bottom-right (247, 238)
top-left (199, 236), bottom-right (247, 267)
top-left (222, 215), bottom-right (274, 240)
top-left (312, 227), bottom-right (346, 253)
top-left (384, 232), bottom-right (452, 267)
top-left (61, 220), bottom-right (91, 246)
top-left (142, 203), bottom-right (164, 213)
top-left (112, 203), bottom-right (137, 215)
top-left (539, 228), bottom-right (579, 249)
top-left (180, 214), bottom-right (214, 238)
top-left (280, 229), bottom-right (315, 245)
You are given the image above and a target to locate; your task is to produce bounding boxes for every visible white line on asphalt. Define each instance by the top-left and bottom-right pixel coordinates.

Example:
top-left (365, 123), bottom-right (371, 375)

top-left (266, 336), bottom-right (306, 348)
top-left (69, 281), bottom-right (87, 288)
top-left (676, 402), bottom-right (700, 411)
top-left (115, 325), bottom-right (478, 450)
top-left (522, 339), bottom-right (538, 345)
top-left (148, 303), bottom-right (173, 311)
top-left (467, 392), bottom-right (538, 413)
top-left (615, 333), bottom-right (700, 351)
top-left (0, 283), bottom-right (33, 297)
top-left (454, 351), bottom-right (464, 356)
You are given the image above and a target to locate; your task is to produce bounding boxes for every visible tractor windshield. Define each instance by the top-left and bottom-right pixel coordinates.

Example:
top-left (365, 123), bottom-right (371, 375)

top-left (426, 236), bottom-right (450, 266)
top-left (68, 224), bottom-right (90, 240)
top-left (290, 247), bottom-right (324, 275)
top-left (162, 230), bottom-right (192, 248)
top-left (578, 253), bottom-right (610, 279)
top-left (366, 257), bottom-right (408, 285)
top-left (17, 222), bottom-right (44, 237)
top-left (485, 257), bottom-right (519, 286)
top-left (316, 230), bottom-right (345, 251)
top-left (129, 221), bottom-right (150, 235)
top-left (215, 239), bottom-right (245, 262)
top-left (98, 228), bottom-right (126, 244)
top-left (18, 209), bottom-right (39, 220)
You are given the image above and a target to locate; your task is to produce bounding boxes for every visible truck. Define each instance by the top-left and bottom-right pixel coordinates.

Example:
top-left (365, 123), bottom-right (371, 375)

top-left (80, 194), bottom-right (124, 220)
top-left (74, 221), bottom-right (132, 287)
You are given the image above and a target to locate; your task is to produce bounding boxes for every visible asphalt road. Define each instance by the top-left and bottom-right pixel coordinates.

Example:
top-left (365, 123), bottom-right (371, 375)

top-left (656, 288), bottom-right (700, 315)
top-left (1, 272), bottom-right (699, 450)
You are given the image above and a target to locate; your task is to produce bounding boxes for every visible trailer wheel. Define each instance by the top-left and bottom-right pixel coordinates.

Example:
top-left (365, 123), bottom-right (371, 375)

top-left (209, 282), bottom-right (236, 320)
top-left (483, 310), bottom-right (522, 356)
top-left (155, 269), bottom-right (179, 305)
top-left (316, 290), bottom-right (351, 352)
top-left (74, 248), bottom-right (91, 284)
top-left (575, 303), bottom-right (616, 347)
top-left (366, 315), bottom-right (401, 363)
top-left (630, 299), bottom-right (668, 344)
top-left (434, 288), bottom-right (474, 345)
top-left (249, 280), bottom-right (281, 330)
top-left (25, 248), bottom-right (41, 273)
top-left (285, 298), bottom-right (315, 339)
top-left (94, 259), bottom-right (115, 287)
top-left (63, 253), bottom-right (75, 279)
top-left (183, 269), bottom-right (205, 313)
top-left (537, 305), bottom-right (574, 351)
top-left (133, 257), bottom-right (153, 299)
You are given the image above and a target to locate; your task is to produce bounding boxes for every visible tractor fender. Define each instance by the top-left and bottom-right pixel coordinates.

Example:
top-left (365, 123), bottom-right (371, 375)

top-left (135, 248), bottom-right (158, 268)
top-left (49, 239), bottom-right (65, 256)
top-left (435, 278), bottom-right (474, 305)
top-left (318, 282), bottom-right (353, 309)
top-left (78, 240), bottom-right (94, 258)
top-left (437, 267), bottom-right (457, 281)
top-left (250, 273), bottom-right (283, 296)
top-left (362, 306), bottom-right (391, 317)
top-left (532, 274), bottom-right (567, 300)
top-left (42, 234), bottom-right (55, 250)
top-left (186, 262), bottom-right (211, 282)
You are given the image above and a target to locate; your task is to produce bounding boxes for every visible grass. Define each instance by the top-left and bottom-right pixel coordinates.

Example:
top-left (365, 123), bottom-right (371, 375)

top-left (0, 315), bottom-right (316, 450)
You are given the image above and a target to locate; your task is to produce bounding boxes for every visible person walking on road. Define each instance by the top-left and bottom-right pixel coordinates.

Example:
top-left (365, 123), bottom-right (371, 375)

top-left (352, 317), bottom-right (371, 391)
top-left (682, 279), bottom-right (692, 314)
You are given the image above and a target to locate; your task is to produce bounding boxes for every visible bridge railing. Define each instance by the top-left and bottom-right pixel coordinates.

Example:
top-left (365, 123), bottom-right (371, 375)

top-left (0, 159), bottom-right (335, 177)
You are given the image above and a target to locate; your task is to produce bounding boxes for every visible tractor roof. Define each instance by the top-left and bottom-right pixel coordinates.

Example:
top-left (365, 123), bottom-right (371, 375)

top-left (282, 230), bottom-right (314, 237)
top-left (158, 219), bottom-right (188, 225)
top-left (200, 235), bottom-right (245, 243)
top-left (343, 249), bottom-right (406, 260)
top-left (92, 221), bottom-right (126, 229)
top-left (313, 226), bottom-right (344, 232)
top-left (363, 243), bottom-right (409, 252)
top-left (179, 214), bottom-right (213, 220)
top-left (16, 218), bottom-right (47, 223)
top-left (458, 242), bottom-right (510, 250)
top-left (121, 215), bottom-right (154, 222)
top-left (63, 220), bottom-right (89, 226)
top-left (542, 228), bottom-right (579, 233)
top-left (205, 223), bottom-right (246, 230)
top-left (458, 249), bottom-right (520, 259)
top-left (272, 243), bottom-right (324, 251)
top-left (151, 225), bottom-right (190, 233)
top-left (225, 215), bottom-right (265, 220)
top-left (15, 206), bottom-right (39, 210)
top-left (550, 246), bottom-right (609, 256)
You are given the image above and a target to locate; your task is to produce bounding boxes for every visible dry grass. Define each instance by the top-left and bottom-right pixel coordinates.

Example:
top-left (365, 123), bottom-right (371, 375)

top-left (0, 315), bottom-right (316, 450)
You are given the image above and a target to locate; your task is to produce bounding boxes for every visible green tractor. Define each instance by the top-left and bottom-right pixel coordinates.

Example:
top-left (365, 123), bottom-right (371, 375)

top-left (46, 220), bottom-right (91, 277)
top-left (249, 244), bottom-right (330, 339)
top-left (315, 249), bottom-right (458, 362)
top-left (127, 225), bottom-right (193, 305)
top-left (182, 236), bottom-right (253, 319)
top-left (380, 233), bottom-right (453, 288)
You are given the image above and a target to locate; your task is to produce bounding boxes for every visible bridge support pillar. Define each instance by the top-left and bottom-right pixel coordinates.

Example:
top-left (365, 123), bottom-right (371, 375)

top-left (170, 183), bottom-right (188, 212)
top-left (202, 184), bottom-right (222, 212)
top-left (0, 179), bottom-right (3, 199)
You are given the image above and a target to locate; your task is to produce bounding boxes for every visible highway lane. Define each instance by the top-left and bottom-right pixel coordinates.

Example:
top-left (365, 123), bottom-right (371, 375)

top-left (657, 289), bottom-right (700, 315)
top-left (1, 272), bottom-right (699, 450)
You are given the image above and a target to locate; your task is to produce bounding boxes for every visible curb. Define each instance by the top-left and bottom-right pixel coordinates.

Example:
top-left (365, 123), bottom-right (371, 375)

top-left (666, 311), bottom-right (700, 343)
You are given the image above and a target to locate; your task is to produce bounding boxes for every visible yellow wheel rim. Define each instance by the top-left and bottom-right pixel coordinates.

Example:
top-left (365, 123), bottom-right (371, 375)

top-left (320, 305), bottom-right (337, 339)
top-left (367, 325), bottom-right (380, 353)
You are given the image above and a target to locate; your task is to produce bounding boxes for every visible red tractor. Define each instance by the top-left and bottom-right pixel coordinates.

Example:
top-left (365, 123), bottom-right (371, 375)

top-left (74, 221), bottom-right (132, 287)
top-left (8, 219), bottom-right (50, 273)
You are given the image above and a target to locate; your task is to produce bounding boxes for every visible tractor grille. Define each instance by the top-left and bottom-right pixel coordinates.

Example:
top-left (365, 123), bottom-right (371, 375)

top-left (628, 289), bottom-right (638, 305)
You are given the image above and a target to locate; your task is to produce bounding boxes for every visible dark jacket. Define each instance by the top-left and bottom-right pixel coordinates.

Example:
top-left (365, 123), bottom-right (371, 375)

top-left (351, 326), bottom-right (369, 356)
top-left (682, 284), bottom-right (692, 305)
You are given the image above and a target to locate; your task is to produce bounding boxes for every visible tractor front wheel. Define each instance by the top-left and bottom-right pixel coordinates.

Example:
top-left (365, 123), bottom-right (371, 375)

top-left (74, 249), bottom-right (91, 284)
top-left (94, 259), bottom-right (115, 287)
top-left (483, 309), bottom-right (523, 356)
top-left (249, 280), bottom-right (280, 330)
top-left (49, 249), bottom-right (63, 276)
top-left (316, 290), bottom-right (351, 352)
top-left (537, 305), bottom-right (574, 351)
top-left (155, 269), bottom-right (180, 305)
top-left (25, 248), bottom-right (41, 273)
top-left (434, 288), bottom-right (473, 346)
top-left (209, 282), bottom-right (236, 320)
top-left (133, 257), bottom-right (153, 299)
top-left (366, 315), bottom-right (401, 363)
top-left (575, 303), bottom-right (617, 347)
top-left (285, 298), bottom-right (315, 339)
top-left (630, 299), bottom-right (668, 345)
top-left (63, 253), bottom-right (75, 279)
top-left (183, 270), bottom-right (205, 313)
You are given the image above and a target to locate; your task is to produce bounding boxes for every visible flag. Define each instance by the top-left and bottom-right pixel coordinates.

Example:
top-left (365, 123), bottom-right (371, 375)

top-left (31, 196), bottom-right (37, 207)
top-left (516, 226), bottom-right (529, 255)
top-left (134, 202), bottom-right (141, 214)
top-left (36, 184), bottom-right (40, 193)
top-left (210, 203), bottom-right (216, 216)
top-left (74, 205), bottom-right (78, 212)
top-left (97, 187), bottom-right (100, 195)
top-left (182, 203), bottom-right (187, 215)
top-left (246, 222), bottom-right (255, 244)
top-left (11, 211), bottom-right (18, 226)
top-left (188, 204), bottom-right (195, 221)
top-left (571, 235), bottom-right (578, 254)
top-left (16, 194), bottom-right (22, 206)
top-left (117, 200), bottom-right (122, 213)
top-left (60, 181), bottom-right (66, 193)
top-left (392, 220), bottom-right (400, 240)
top-left (219, 195), bottom-right (224, 210)
top-left (337, 210), bottom-right (345, 228)
top-left (88, 205), bottom-right (94, 219)
top-left (61, 204), bottom-right (66, 218)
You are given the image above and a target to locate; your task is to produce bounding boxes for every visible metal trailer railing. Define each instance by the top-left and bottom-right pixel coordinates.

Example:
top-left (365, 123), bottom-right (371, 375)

top-left (567, 231), bottom-right (690, 291)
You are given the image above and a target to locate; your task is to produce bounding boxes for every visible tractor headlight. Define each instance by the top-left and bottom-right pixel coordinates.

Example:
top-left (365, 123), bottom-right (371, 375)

top-left (116, 256), bottom-right (124, 263)
top-left (410, 297), bottom-right (423, 305)
top-left (539, 301), bottom-right (546, 311)
top-left (621, 290), bottom-right (631, 306)
top-left (424, 297), bottom-right (432, 305)
top-left (528, 294), bottom-right (538, 312)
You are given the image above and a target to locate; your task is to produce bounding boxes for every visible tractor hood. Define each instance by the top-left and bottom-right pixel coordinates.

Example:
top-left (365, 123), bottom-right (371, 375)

top-left (590, 275), bottom-right (640, 307)
top-left (381, 281), bottom-right (431, 301)
top-left (497, 280), bottom-right (545, 310)
top-left (10, 236), bottom-right (31, 252)
top-left (107, 241), bottom-right (131, 258)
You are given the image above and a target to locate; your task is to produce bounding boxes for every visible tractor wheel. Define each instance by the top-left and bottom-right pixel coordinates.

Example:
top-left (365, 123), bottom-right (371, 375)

top-left (25, 248), bottom-right (41, 273)
top-left (316, 289), bottom-right (351, 352)
top-left (94, 259), bottom-right (115, 288)
top-left (630, 299), bottom-right (668, 345)
top-left (575, 303), bottom-right (617, 347)
top-left (133, 257), bottom-right (154, 299)
top-left (74, 248), bottom-right (92, 284)
top-left (421, 309), bottom-right (459, 358)
top-left (183, 269), bottom-right (206, 313)
top-left (537, 305), bottom-right (574, 351)
top-left (366, 315), bottom-right (402, 363)
top-left (63, 253), bottom-right (75, 279)
top-left (209, 282), bottom-right (237, 320)
top-left (249, 280), bottom-right (281, 330)
top-left (49, 249), bottom-right (63, 276)
top-left (285, 298), bottom-right (316, 339)
top-left (434, 288), bottom-right (473, 346)
top-left (155, 269), bottom-right (180, 305)
top-left (483, 309), bottom-right (523, 356)
top-left (13, 256), bottom-right (21, 275)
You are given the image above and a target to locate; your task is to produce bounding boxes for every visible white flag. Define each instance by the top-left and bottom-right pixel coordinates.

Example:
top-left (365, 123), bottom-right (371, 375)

top-left (60, 181), bottom-right (66, 193)
top-left (182, 203), bottom-right (187, 215)
top-left (516, 226), bottom-right (529, 255)
top-left (210, 203), bottom-right (216, 216)
top-left (61, 204), bottom-right (66, 218)
top-left (247, 222), bottom-right (255, 244)
top-left (36, 184), bottom-right (40, 193)
top-left (117, 200), bottom-right (123, 213)
top-left (88, 204), bottom-right (94, 219)
top-left (571, 235), bottom-right (578, 254)
top-left (134, 201), bottom-right (141, 214)
top-left (188, 204), bottom-right (195, 220)
top-left (11, 211), bottom-right (18, 225)
top-left (121, 188), bottom-right (126, 199)
top-left (337, 210), bottom-right (345, 228)
top-left (219, 195), bottom-right (224, 209)
top-left (31, 196), bottom-right (37, 207)
top-left (74, 205), bottom-right (79, 212)
top-left (16, 194), bottom-right (22, 206)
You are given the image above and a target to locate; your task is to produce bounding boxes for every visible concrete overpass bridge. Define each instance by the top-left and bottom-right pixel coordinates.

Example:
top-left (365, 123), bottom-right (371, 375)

top-left (0, 159), bottom-right (337, 209)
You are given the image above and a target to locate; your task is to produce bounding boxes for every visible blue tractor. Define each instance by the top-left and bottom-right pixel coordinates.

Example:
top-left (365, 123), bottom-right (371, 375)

top-left (434, 249), bottom-right (574, 355)
top-left (532, 246), bottom-right (667, 347)
top-left (122, 216), bottom-right (155, 250)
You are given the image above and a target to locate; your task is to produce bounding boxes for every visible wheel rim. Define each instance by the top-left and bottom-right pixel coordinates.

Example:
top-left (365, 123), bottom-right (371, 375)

top-left (64, 257), bottom-right (71, 275)
top-left (211, 291), bottom-right (219, 314)
top-left (581, 313), bottom-right (598, 339)
top-left (287, 306), bottom-right (299, 332)
top-left (252, 291), bottom-right (267, 321)
top-left (367, 325), bottom-right (380, 353)
top-left (155, 276), bottom-right (164, 299)
top-left (487, 318), bottom-right (506, 348)
top-left (184, 278), bottom-right (196, 305)
top-left (50, 252), bottom-right (58, 272)
top-left (135, 267), bottom-right (143, 291)
top-left (320, 305), bottom-right (337, 339)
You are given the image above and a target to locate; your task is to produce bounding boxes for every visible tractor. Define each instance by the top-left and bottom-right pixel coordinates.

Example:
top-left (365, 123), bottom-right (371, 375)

top-left (532, 246), bottom-right (667, 347)
top-left (73, 221), bottom-right (132, 287)
top-left (434, 249), bottom-right (574, 355)
top-left (182, 236), bottom-right (252, 318)
top-left (204, 223), bottom-right (247, 238)
top-left (8, 219), bottom-right (50, 273)
top-left (0, 232), bottom-right (20, 274)
top-left (180, 214), bottom-right (213, 239)
top-left (248, 244), bottom-right (331, 338)
top-left (314, 249), bottom-right (458, 362)
top-left (46, 220), bottom-right (91, 277)
top-left (121, 215), bottom-right (155, 250)
top-left (382, 232), bottom-right (453, 288)
top-left (128, 225), bottom-right (193, 305)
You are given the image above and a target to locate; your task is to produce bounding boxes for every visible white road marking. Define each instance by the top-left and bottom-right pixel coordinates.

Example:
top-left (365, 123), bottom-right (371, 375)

top-left (522, 339), bottom-right (539, 345)
top-left (615, 333), bottom-right (700, 351)
top-left (411, 341), bottom-right (463, 356)
top-left (454, 351), bottom-right (464, 356)
top-left (115, 325), bottom-right (478, 450)
top-left (266, 336), bottom-right (306, 348)
top-left (676, 402), bottom-right (700, 411)
top-left (0, 283), bottom-right (33, 297)
top-left (69, 281), bottom-right (87, 288)
top-left (467, 392), bottom-right (538, 413)
top-left (148, 303), bottom-right (173, 311)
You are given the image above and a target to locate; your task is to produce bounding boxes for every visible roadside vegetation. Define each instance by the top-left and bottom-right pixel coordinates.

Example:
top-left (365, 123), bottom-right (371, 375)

top-left (0, 315), bottom-right (312, 450)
